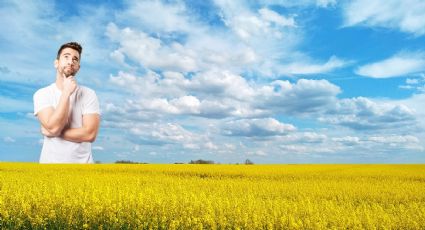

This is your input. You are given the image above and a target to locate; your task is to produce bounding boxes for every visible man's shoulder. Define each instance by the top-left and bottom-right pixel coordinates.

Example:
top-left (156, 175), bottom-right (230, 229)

top-left (34, 83), bottom-right (55, 97)
top-left (77, 85), bottom-right (97, 95)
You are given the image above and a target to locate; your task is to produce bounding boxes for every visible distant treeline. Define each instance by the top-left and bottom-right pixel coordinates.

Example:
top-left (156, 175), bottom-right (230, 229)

top-left (113, 159), bottom-right (254, 165)
top-left (114, 160), bottom-right (147, 164)
top-left (189, 159), bottom-right (215, 164)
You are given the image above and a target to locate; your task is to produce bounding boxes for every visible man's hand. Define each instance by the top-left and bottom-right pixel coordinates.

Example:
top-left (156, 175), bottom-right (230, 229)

top-left (63, 74), bottom-right (77, 95)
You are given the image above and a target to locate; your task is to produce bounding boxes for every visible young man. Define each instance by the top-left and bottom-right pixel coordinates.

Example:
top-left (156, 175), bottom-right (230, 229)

top-left (33, 42), bottom-right (100, 163)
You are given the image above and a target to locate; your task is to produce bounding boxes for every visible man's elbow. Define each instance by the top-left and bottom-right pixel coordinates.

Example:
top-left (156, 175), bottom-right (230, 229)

top-left (45, 126), bottom-right (62, 137)
top-left (86, 130), bottom-right (98, 143)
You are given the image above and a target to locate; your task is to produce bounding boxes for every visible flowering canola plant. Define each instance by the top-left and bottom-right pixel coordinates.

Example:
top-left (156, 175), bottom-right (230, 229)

top-left (0, 163), bottom-right (424, 229)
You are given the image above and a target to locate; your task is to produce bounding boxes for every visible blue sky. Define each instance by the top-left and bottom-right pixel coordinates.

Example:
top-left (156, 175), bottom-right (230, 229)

top-left (1, 0), bottom-right (425, 163)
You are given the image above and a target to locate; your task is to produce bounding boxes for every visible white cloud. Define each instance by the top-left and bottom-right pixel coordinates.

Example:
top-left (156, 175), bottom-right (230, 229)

top-left (171, 96), bottom-right (201, 114)
top-left (222, 118), bottom-right (296, 137)
top-left (399, 74), bottom-right (425, 91)
top-left (368, 135), bottom-right (419, 144)
top-left (256, 0), bottom-right (336, 9)
top-left (278, 144), bottom-right (336, 155)
top-left (367, 135), bottom-right (423, 151)
top-left (356, 52), bottom-right (425, 78)
top-left (316, 0), bottom-right (337, 8)
top-left (258, 8), bottom-right (296, 27)
top-left (107, 70), bottom-right (266, 119)
top-left (223, 7), bottom-right (296, 40)
top-left (0, 96), bottom-right (32, 113)
top-left (400, 93), bottom-right (425, 128)
top-left (121, 0), bottom-right (193, 33)
top-left (342, 0), bottom-right (425, 35)
top-left (3, 137), bottom-right (16, 143)
top-left (280, 56), bottom-right (348, 75)
top-left (406, 78), bottom-right (419, 84)
top-left (93, 146), bottom-right (104, 151)
top-left (0, 1), bottom-right (57, 83)
top-left (246, 150), bottom-right (268, 156)
top-left (321, 97), bottom-right (416, 131)
top-left (257, 79), bottom-right (341, 115)
top-left (277, 132), bottom-right (328, 144)
top-left (107, 70), bottom-right (344, 121)
top-left (131, 123), bottom-right (194, 143)
top-left (107, 1), bottom-right (348, 78)
top-left (189, 71), bottom-right (255, 100)
top-left (106, 23), bottom-right (198, 73)
top-left (332, 136), bottom-right (360, 145)
top-left (0, 1), bottom-right (117, 86)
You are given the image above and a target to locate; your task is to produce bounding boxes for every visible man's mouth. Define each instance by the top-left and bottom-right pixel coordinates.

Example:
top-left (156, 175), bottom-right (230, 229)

top-left (63, 67), bottom-right (74, 73)
top-left (63, 67), bottom-right (75, 77)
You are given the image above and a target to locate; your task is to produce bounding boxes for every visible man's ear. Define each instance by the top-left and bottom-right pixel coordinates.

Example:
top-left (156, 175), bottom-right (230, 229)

top-left (54, 59), bottom-right (58, 68)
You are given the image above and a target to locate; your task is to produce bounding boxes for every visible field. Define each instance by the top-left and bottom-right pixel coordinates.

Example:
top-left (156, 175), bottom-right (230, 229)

top-left (0, 163), bottom-right (424, 229)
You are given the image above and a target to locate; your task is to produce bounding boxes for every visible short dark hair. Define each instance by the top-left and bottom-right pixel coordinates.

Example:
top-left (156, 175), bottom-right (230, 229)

top-left (56, 42), bottom-right (82, 60)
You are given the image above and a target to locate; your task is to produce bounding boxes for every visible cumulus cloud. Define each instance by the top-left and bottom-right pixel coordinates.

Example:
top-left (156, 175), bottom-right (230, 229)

top-left (356, 52), bottom-right (425, 78)
top-left (257, 79), bottom-right (341, 115)
top-left (368, 135), bottom-right (419, 144)
top-left (124, 122), bottom-right (218, 151)
top-left (222, 118), bottom-right (296, 137)
top-left (222, 6), bottom-right (296, 40)
top-left (321, 97), bottom-right (416, 131)
top-left (188, 70), bottom-right (255, 100)
top-left (106, 0), bottom-right (348, 78)
top-left (107, 70), bottom-right (346, 121)
top-left (106, 23), bottom-right (198, 73)
top-left (342, 0), bottom-right (425, 35)
top-left (122, 0), bottom-right (193, 33)
top-left (332, 136), bottom-right (360, 146)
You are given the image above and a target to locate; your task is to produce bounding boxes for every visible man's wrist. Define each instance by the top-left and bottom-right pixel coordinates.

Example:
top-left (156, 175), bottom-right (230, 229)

top-left (62, 90), bottom-right (72, 97)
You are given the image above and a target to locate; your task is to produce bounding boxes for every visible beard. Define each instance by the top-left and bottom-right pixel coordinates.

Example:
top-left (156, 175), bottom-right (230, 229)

top-left (62, 66), bottom-right (78, 78)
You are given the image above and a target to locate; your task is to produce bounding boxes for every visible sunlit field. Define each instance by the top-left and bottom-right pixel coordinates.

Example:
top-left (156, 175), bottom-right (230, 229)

top-left (0, 163), bottom-right (424, 229)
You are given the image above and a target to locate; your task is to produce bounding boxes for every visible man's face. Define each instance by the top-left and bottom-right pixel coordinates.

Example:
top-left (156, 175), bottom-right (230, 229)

top-left (55, 47), bottom-right (80, 77)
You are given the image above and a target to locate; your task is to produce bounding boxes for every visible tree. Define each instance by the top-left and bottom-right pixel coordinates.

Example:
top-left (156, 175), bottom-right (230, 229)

top-left (245, 159), bottom-right (254, 165)
top-left (189, 159), bottom-right (215, 164)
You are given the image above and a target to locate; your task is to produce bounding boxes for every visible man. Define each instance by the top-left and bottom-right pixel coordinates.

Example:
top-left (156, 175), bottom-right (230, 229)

top-left (33, 42), bottom-right (100, 163)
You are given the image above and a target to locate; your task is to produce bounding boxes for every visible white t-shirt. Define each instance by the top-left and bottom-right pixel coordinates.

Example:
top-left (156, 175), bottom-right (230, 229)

top-left (33, 83), bottom-right (100, 163)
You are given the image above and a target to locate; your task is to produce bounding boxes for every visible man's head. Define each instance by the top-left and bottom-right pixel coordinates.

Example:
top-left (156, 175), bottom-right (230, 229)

top-left (55, 42), bottom-right (82, 78)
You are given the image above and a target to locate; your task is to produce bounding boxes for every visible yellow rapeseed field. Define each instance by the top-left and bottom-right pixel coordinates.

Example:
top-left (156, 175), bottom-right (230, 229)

top-left (0, 163), bottom-right (424, 229)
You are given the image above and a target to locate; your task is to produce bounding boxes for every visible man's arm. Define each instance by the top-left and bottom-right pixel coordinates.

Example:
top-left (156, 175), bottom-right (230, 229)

top-left (37, 93), bottom-right (72, 136)
top-left (36, 75), bottom-right (77, 136)
top-left (41, 126), bottom-right (57, 137)
top-left (62, 114), bottom-right (100, 143)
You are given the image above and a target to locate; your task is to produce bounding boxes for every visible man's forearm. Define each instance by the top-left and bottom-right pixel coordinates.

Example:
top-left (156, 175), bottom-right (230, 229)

top-left (41, 126), bottom-right (57, 137)
top-left (62, 127), bottom-right (97, 143)
top-left (44, 93), bottom-right (71, 134)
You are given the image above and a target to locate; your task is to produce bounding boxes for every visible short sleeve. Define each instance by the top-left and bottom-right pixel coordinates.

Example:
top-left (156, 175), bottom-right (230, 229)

top-left (82, 88), bottom-right (100, 115)
top-left (33, 89), bottom-right (52, 116)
